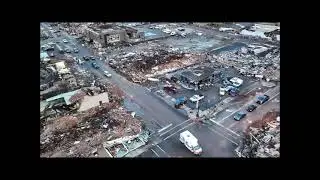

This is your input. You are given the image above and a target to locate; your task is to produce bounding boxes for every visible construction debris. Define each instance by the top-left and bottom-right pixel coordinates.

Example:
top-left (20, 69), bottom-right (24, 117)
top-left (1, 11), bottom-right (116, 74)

top-left (214, 43), bottom-right (280, 81)
top-left (236, 111), bottom-right (280, 158)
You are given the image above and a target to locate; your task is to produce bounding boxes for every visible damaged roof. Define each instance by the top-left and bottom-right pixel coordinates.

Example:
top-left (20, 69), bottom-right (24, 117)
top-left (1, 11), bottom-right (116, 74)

top-left (46, 89), bottom-right (82, 105)
top-left (40, 52), bottom-right (49, 59)
top-left (78, 92), bottom-right (109, 112)
top-left (180, 67), bottom-right (214, 82)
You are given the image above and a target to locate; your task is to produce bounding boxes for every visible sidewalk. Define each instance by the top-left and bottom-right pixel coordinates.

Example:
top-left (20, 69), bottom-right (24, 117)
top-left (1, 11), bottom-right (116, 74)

top-left (151, 91), bottom-right (189, 117)
top-left (124, 138), bottom-right (162, 157)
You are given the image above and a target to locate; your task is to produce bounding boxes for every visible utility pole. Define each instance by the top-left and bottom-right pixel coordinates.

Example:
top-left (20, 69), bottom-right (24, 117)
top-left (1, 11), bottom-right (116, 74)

top-left (196, 100), bottom-right (200, 118)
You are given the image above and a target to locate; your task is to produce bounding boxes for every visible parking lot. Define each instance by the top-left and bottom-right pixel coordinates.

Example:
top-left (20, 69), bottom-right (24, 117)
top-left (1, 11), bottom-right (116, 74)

top-left (148, 62), bottom-right (261, 112)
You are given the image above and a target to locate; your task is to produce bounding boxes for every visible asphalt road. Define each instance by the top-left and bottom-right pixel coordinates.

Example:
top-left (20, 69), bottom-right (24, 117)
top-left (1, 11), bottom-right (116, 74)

top-left (41, 23), bottom-right (280, 157)
top-left (140, 121), bottom-right (238, 157)
top-left (140, 84), bottom-right (279, 157)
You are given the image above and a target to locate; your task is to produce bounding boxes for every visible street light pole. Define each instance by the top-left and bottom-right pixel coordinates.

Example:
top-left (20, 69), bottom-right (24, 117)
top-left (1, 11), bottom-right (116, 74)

top-left (196, 100), bottom-right (200, 118)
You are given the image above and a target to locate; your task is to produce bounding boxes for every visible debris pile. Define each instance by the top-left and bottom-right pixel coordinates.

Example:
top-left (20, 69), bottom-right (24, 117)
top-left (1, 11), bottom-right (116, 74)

top-left (215, 44), bottom-right (280, 81)
top-left (103, 130), bottom-right (150, 157)
top-left (236, 111), bottom-right (280, 158)
top-left (40, 103), bottom-right (143, 157)
top-left (109, 49), bottom-right (206, 84)
top-left (40, 75), bottom-right (134, 157)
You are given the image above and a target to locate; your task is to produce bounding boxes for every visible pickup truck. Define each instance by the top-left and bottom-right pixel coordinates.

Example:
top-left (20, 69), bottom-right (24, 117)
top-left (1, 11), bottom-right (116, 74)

top-left (256, 95), bottom-right (270, 104)
top-left (175, 96), bottom-right (186, 109)
top-left (189, 94), bottom-right (204, 102)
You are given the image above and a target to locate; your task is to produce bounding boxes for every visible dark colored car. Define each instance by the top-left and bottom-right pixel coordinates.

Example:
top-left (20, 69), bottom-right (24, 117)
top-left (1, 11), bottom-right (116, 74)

top-left (234, 112), bottom-right (246, 121)
top-left (163, 86), bottom-right (178, 94)
top-left (256, 95), bottom-right (270, 104)
top-left (246, 104), bottom-right (257, 112)
top-left (170, 76), bottom-right (179, 83)
top-left (223, 77), bottom-right (233, 86)
top-left (44, 45), bottom-right (54, 51)
top-left (83, 56), bottom-right (90, 61)
top-left (228, 87), bottom-right (239, 97)
top-left (91, 62), bottom-right (99, 69)
top-left (90, 56), bottom-right (95, 60)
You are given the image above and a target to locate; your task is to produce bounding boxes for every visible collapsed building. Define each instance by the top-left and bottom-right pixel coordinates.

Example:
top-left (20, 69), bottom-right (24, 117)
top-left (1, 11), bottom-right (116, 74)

top-left (40, 79), bottom-right (148, 157)
top-left (40, 60), bottom-right (79, 100)
top-left (215, 44), bottom-right (280, 82)
top-left (236, 111), bottom-right (280, 158)
top-left (83, 24), bottom-right (144, 47)
top-left (173, 66), bottom-right (221, 90)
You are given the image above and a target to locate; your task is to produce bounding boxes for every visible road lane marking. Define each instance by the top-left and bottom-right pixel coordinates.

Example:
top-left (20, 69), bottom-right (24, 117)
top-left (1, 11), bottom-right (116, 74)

top-left (218, 107), bottom-right (242, 124)
top-left (150, 149), bottom-right (160, 157)
top-left (207, 127), bottom-right (239, 146)
top-left (210, 119), bottom-right (240, 136)
top-left (160, 119), bottom-right (192, 137)
top-left (245, 87), bottom-right (256, 95)
top-left (158, 123), bottom-right (173, 133)
top-left (227, 121), bottom-right (239, 129)
top-left (163, 122), bottom-right (195, 141)
top-left (156, 145), bottom-right (171, 157)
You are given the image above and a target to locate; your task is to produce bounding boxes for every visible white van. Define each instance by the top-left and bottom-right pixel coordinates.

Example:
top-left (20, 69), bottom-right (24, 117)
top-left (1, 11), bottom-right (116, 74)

top-left (180, 130), bottom-right (202, 155)
top-left (230, 77), bottom-right (243, 87)
top-left (103, 71), bottom-right (112, 78)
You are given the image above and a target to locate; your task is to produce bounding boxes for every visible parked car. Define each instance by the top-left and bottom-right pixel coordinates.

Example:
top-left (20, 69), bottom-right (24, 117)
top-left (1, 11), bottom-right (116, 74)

top-left (175, 97), bottom-right (187, 109)
top-left (234, 112), bottom-right (247, 121)
top-left (156, 90), bottom-right (166, 97)
top-left (45, 46), bottom-right (54, 51)
top-left (228, 87), bottom-right (239, 97)
top-left (73, 48), bottom-right (79, 53)
top-left (63, 39), bottom-right (68, 43)
top-left (83, 56), bottom-right (90, 61)
top-left (103, 71), bottom-right (112, 77)
top-left (189, 94), bottom-right (204, 102)
top-left (90, 56), bottom-right (95, 60)
top-left (65, 48), bottom-right (71, 53)
top-left (246, 104), bottom-right (257, 112)
top-left (91, 62), bottom-right (99, 69)
top-left (229, 77), bottom-right (243, 88)
top-left (256, 95), bottom-right (270, 104)
top-left (49, 52), bottom-right (55, 57)
top-left (163, 85), bottom-right (178, 94)
top-left (170, 76), bottom-right (179, 83)
top-left (223, 77), bottom-right (233, 86)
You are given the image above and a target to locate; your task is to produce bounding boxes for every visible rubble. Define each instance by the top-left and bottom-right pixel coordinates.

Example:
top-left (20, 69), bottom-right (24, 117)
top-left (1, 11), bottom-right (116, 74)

top-left (214, 43), bottom-right (280, 82)
top-left (40, 72), bottom-right (139, 157)
top-left (40, 103), bottom-right (143, 157)
top-left (109, 48), bottom-right (205, 84)
top-left (103, 130), bottom-right (150, 157)
top-left (236, 112), bottom-right (280, 158)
